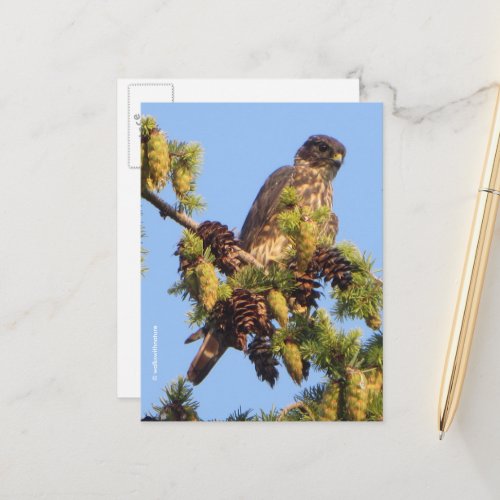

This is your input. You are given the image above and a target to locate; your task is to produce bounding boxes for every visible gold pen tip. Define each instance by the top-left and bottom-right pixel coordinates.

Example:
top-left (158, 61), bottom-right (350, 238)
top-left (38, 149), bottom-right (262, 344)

top-left (439, 431), bottom-right (445, 441)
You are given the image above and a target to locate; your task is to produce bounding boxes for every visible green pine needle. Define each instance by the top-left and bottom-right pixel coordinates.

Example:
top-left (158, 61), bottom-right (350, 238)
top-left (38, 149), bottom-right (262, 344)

top-left (310, 206), bottom-right (331, 225)
top-left (366, 390), bottom-right (383, 421)
top-left (141, 223), bottom-right (149, 276)
top-left (140, 116), bottom-right (158, 139)
top-left (140, 248), bottom-right (149, 276)
top-left (279, 186), bottom-right (300, 209)
top-left (256, 406), bottom-right (280, 421)
top-left (361, 332), bottom-right (383, 369)
top-left (296, 383), bottom-right (326, 405)
top-left (177, 193), bottom-right (206, 216)
top-left (151, 376), bottom-right (200, 421)
top-left (298, 309), bottom-right (363, 378)
top-left (217, 282), bottom-right (233, 301)
top-left (271, 313), bottom-right (316, 354)
top-left (186, 303), bottom-right (208, 327)
top-left (179, 229), bottom-right (213, 262)
top-left (277, 206), bottom-right (303, 237)
top-left (284, 383), bottom-right (327, 421)
top-left (168, 140), bottom-right (203, 177)
top-left (332, 241), bottom-right (383, 323)
top-left (168, 280), bottom-right (190, 299)
top-left (226, 406), bottom-right (255, 421)
top-left (228, 264), bottom-right (296, 294)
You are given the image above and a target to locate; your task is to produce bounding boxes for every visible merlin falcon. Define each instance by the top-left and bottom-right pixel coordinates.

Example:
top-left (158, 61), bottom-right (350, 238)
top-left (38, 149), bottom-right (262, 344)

top-left (187, 135), bottom-right (346, 385)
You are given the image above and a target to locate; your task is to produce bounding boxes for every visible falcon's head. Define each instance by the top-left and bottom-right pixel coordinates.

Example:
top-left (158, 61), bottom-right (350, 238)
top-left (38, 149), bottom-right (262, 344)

top-left (294, 135), bottom-right (346, 172)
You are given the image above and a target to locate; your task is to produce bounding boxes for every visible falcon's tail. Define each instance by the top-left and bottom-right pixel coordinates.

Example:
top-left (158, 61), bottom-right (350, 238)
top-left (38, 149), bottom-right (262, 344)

top-left (187, 329), bottom-right (227, 385)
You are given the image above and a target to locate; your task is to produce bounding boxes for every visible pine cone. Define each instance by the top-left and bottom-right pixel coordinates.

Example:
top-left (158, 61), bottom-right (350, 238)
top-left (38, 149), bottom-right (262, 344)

top-left (208, 299), bottom-right (248, 351)
top-left (345, 368), bottom-right (368, 421)
top-left (145, 129), bottom-right (170, 192)
top-left (267, 289), bottom-right (289, 327)
top-left (195, 261), bottom-right (218, 311)
top-left (206, 289), bottom-right (273, 352)
top-left (282, 340), bottom-right (304, 384)
top-left (319, 381), bottom-right (341, 421)
top-left (296, 219), bottom-right (317, 272)
top-left (366, 368), bottom-right (383, 395)
top-left (207, 300), bottom-right (230, 332)
top-left (314, 247), bottom-right (353, 291)
top-left (247, 336), bottom-right (279, 387)
top-left (230, 288), bottom-right (274, 338)
top-left (289, 261), bottom-right (322, 309)
top-left (365, 314), bottom-right (382, 330)
top-left (172, 167), bottom-right (192, 197)
top-left (196, 221), bottom-right (242, 275)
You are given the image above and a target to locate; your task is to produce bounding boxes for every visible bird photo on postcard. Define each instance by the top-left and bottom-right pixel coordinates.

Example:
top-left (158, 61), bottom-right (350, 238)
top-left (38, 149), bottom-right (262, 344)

top-left (186, 135), bottom-right (347, 385)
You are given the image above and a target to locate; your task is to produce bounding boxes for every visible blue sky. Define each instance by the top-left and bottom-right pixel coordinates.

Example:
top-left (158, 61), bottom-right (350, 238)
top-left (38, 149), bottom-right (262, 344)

top-left (141, 102), bottom-right (382, 420)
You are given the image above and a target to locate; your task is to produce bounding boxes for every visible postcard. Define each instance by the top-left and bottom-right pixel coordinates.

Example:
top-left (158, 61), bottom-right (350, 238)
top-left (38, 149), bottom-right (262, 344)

top-left (140, 102), bottom-right (382, 421)
top-left (117, 79), bottom-right (360, 397)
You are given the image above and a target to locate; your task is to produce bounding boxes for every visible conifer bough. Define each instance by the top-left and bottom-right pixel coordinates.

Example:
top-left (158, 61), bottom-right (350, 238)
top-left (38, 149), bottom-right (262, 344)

top-left (141, 188), bottom-right (263, 270)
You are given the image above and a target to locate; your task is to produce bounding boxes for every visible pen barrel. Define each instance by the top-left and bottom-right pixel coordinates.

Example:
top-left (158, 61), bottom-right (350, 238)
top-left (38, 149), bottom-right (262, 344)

top-left (439, 190), bottom-right (500, 432)
top-left (439, 90), bottom-right (500, 435)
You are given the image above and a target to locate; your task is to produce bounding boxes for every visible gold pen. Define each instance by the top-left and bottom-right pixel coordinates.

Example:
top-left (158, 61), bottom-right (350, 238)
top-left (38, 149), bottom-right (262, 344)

top-left (438, 90), bottom-right (500, 440)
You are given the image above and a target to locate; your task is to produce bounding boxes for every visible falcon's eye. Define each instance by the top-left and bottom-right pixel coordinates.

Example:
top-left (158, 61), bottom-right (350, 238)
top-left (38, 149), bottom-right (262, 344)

top-left (318, 142), bottom-right (329, 152)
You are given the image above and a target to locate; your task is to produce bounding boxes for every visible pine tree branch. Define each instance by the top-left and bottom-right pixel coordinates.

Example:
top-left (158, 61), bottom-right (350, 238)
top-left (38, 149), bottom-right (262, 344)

top-left (278, 402), bottom-right (315, 421)
top-left (141, 188), bottom-right (264, 269)
top-left (142, 189), bottom-right (198, 231)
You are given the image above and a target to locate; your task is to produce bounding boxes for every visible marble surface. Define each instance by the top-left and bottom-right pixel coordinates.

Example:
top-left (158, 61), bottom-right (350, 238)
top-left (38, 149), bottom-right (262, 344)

top-left (1, 1), bottom-right (499, 498)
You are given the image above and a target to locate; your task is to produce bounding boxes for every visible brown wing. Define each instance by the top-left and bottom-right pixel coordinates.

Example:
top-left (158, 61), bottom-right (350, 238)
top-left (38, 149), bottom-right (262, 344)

top-left (240, 166), bottom-right (294, 250)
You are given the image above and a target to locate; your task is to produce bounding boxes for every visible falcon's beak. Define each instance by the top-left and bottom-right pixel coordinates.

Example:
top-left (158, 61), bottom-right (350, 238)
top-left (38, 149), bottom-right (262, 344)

top-left (332, 152), bottom-right (344, 167)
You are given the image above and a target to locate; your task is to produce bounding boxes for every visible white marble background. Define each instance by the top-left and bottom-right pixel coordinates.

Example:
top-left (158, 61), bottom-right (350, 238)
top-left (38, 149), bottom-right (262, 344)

top-left (1, 1), bottom-right (499, 498)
